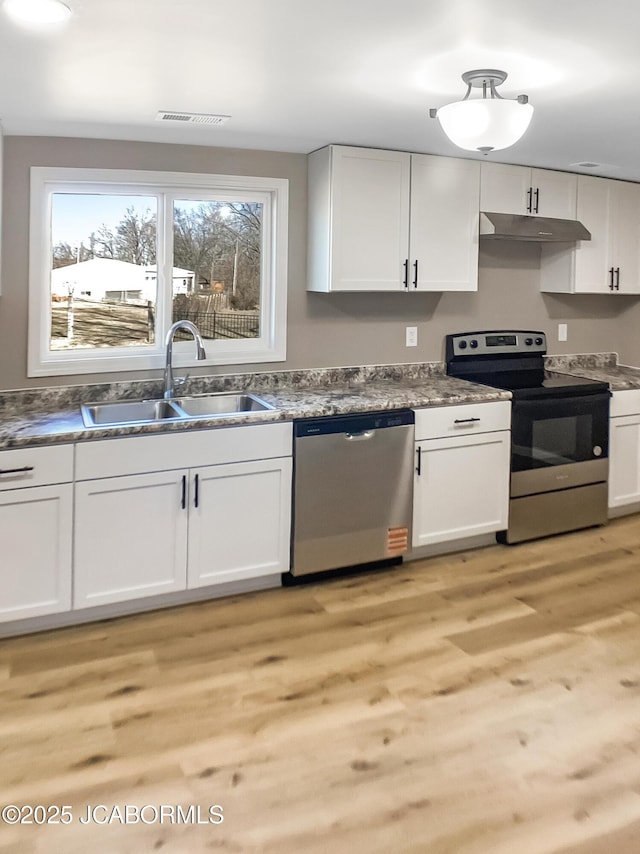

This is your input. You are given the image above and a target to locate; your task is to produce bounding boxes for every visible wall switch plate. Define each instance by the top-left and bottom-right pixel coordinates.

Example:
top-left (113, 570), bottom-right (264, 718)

top-left (406, 326), bottom-right (418, 347)
top-left (558, 323), bottom-right (568, 342)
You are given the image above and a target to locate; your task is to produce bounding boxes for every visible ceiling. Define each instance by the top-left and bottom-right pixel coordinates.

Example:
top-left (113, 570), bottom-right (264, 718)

top-left (1, 0), bottom-right (640, 181)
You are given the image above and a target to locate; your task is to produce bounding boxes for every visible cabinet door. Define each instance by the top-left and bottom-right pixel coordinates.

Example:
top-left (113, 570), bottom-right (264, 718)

top-left (0, 484), bottom-right (72, 622)
top-left (188, 457), bottom-right (292, 588)
top-left (573, 175), bottom-right (612, 293)
top-left (609, 415), bottom-right (640, 508)
top-left (531, 168), bottom-right (577, 219)
top-left (480, 163), bottom-right (531, 215)
top-left (413, 432), bottom-right (510, 547)
top-left (74, 472), bottom-right (188, 609)
top-left (409, 155), bottom-right (479, 292)
top-left (329, 146), bottom-right (410, 291)
top-left (541, 175), bottom-right (640, 294)
top-left (611, 181), bottom-right (640, 293)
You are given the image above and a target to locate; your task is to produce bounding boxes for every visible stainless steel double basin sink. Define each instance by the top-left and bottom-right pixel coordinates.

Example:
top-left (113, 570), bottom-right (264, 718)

top-left (81, 392), bottom-right (275, 428)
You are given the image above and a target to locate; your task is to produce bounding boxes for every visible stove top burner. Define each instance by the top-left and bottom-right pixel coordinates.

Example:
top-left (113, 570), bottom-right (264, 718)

top-left (445, 330), bottom-right (610, 399)
top-left (468, 368), bottom-right (609, 397)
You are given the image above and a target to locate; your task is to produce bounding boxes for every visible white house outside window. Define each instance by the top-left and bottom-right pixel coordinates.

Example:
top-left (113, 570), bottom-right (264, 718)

top-left (28, 167), bottom-right (289, 377)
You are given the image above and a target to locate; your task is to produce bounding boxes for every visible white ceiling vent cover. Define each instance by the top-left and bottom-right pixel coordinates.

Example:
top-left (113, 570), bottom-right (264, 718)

top-left (156, 111), bottom-right (231, 125)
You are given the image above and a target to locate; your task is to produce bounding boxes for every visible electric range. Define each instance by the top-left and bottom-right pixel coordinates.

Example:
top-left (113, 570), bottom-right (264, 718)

top-left (445, 330), bottom-right (610, 543)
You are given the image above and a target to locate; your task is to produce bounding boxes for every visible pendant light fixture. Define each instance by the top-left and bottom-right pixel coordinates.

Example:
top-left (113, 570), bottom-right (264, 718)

top-left (429, 69), bottom-right (533, 154)
top-left (3, 0), bottom-right (72, 25)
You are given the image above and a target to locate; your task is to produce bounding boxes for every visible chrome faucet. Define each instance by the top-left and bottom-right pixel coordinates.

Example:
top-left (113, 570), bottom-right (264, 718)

top-left (163, 320), bottom-right (207, 399)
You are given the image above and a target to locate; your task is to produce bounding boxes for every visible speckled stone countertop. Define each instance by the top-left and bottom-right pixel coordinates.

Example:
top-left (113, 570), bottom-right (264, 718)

top-left (545, 353), bottom-right (640, 390)
top-left (5, 354), bottom-right (637, 451)
top-left (0, 362), bottom-right (510, 450)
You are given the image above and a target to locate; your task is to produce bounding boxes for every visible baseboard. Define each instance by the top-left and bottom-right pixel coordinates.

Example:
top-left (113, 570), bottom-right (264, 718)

top-left (0, 574), bottom-right (282, 639)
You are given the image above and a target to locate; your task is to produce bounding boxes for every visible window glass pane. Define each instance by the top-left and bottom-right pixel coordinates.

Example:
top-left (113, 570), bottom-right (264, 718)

top-left (172, 200), bottom-right (262, 341)
top-left (50, 193), bottom-right (157, 350)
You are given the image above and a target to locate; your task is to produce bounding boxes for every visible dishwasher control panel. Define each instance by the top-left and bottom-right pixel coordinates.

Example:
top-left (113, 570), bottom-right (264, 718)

top-left (295, 409), bottom-right (414, 438)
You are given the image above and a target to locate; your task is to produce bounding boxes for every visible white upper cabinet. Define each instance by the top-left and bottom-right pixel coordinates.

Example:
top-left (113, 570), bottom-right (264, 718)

top-left (540, 175), bottom-right (640, 294)
top-left (307, 145), bottom-right (479, 292)
top-left (409, 155), bottom-right (480, 292)
top-left (480, 162), bottom-right (577, 219)
top-left (308, 145), bottom-right (411, 292)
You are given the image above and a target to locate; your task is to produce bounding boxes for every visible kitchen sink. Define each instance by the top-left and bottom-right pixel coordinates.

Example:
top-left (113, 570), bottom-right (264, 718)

top-left (171, 393), bottom-right (274, 417)
top-left (81, 392), bottom-right (274, 428)
top-left (81, 399), bottom-right (183, 428)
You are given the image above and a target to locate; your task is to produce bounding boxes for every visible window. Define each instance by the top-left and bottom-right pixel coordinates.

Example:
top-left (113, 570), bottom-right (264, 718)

top-left (29, 167), bottom-right (288, 376)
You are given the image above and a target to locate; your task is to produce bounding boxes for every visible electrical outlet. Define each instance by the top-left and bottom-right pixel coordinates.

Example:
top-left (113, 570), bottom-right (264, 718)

top-left (558, 323), bottom-right (568, 342)
top-left (406, 326), bottom-right (418, 347)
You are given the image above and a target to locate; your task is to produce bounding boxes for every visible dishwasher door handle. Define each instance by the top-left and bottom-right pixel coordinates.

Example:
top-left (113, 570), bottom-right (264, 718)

top-left (344, 430), bottom-right (375, 441)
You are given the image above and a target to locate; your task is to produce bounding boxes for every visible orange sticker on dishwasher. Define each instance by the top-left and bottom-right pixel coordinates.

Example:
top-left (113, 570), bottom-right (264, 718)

top-left (387, 526), bottom-right (409, 555)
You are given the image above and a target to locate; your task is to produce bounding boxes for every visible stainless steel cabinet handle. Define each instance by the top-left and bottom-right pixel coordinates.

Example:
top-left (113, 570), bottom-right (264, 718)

top-left (453, 417), bottom-right (481, 424)
top-left (0, 466), bottom-right (35, 475)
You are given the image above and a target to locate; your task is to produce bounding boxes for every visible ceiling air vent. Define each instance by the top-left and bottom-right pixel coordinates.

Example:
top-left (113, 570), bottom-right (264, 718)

top-left (155, 111), bottom-right (231, 125)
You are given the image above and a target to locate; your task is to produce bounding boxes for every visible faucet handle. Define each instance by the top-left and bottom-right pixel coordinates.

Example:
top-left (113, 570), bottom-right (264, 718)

top-left (174, 374), bottom-right (189, 393)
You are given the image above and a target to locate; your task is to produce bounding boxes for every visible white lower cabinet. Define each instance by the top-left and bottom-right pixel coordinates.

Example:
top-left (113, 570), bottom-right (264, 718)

top-left (73, 423), bottom-right (293, 610)
top-left (74, 471), bottom-right (189, 608)
top-left (187, 458), bottom-right (292, 588)
top-left (0, 446), bottom-right (74, 623)
top-left (412, 402), bottom-right (511, 548)
top-left (608, 390), bottom-right (640, 509)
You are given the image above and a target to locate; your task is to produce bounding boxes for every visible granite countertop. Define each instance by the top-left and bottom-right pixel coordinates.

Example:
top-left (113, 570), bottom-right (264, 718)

top-left (0, 363), bottom-right (510, 450)
top-left (545, 353), bottom-right (640, 390)
top-left (3, 353), bottom-right (638, 451)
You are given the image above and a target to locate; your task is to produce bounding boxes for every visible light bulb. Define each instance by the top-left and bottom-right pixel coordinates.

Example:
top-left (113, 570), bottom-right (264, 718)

top-left (3, 0), bottom-right (72, 25)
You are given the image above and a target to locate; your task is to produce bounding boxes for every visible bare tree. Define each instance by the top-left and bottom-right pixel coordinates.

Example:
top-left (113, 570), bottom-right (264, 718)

top-left (89, 224), bottom-right (118, 259)
top-left (52, 240), bottom-right (94, 267)
top-left (115, 207), bottom-right (156, 265)
top-left (173, 205), bottom-right (216, 286)
top-left (52, 242), bottom-right (78, 269)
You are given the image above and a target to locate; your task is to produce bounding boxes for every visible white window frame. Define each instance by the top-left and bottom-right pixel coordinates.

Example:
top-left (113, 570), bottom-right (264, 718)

top-left (28, 167), bottom-right (289, 377)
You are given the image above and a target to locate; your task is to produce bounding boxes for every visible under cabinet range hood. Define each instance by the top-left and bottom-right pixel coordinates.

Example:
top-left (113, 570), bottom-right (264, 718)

top-left (480, 212), bottom-right (591, 242)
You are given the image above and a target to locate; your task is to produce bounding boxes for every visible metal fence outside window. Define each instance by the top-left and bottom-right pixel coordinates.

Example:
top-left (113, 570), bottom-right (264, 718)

top-left (172, 307), bottom-right (260, 340)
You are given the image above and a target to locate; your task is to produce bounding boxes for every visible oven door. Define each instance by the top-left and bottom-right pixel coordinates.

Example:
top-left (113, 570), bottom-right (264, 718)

top-left (510, 391), bottom-right (610, 497)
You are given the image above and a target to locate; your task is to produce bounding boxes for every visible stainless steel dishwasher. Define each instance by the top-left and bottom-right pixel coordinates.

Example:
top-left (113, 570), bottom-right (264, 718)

top-left (290, 409), bottom-right (415, 578)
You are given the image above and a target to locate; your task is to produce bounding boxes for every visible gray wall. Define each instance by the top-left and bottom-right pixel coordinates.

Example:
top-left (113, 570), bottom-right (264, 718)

top-left (2, 136), bottom-right (640, 390)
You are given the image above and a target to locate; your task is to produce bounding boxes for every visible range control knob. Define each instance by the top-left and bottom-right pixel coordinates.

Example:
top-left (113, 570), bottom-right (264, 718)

top-left (525, 337), bottom-right (533, 346)
top-left (470, 339), bottom-right (479, 349)
top-left (458, 340), bottom-right (467, 350)
top-left (535, 337), bottom-right (544, 346)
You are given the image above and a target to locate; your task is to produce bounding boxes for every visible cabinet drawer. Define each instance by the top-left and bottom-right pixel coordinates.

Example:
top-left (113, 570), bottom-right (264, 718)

top-left (0, 444), bottom-right (74, 490)
top-left (75, 422), bottom-right (293, 480)
top-left (610, 389), bottom-right (640, 418)
top-left (414, 401), bottom-right (511, 441)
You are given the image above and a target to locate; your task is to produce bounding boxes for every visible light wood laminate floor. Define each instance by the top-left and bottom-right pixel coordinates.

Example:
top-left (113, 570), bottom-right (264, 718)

top-left (2, 516), bottom-right (640, 853)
